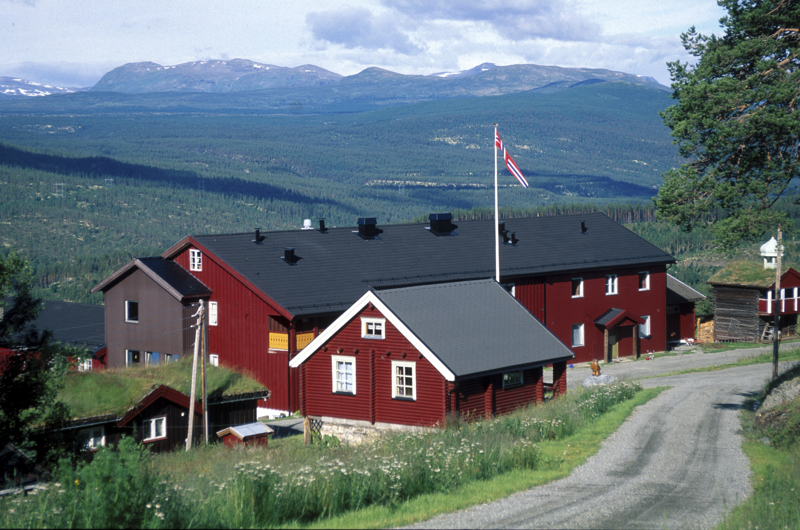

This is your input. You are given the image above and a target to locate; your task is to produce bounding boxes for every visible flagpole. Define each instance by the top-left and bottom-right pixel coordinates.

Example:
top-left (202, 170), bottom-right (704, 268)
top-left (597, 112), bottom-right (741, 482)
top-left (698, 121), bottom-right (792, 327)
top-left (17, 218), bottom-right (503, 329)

top-left (494, 123), bottom-right (500, 282)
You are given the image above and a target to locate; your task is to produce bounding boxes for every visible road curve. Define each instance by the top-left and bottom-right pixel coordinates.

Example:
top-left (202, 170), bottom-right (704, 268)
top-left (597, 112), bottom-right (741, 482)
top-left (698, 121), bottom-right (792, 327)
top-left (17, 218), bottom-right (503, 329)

top-left (406, 357), bottom-right (785, 529)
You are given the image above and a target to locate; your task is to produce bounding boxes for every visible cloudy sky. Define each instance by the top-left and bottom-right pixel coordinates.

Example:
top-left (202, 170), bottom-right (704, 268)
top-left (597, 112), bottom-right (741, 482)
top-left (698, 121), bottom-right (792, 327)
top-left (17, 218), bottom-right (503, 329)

top-left (2, 0), bottom-right (728, 88)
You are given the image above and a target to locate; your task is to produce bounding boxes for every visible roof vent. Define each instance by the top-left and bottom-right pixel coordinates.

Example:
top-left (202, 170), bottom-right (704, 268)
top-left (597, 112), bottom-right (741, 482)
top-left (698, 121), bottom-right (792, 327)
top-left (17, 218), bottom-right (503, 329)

top-left (318, 218), bottom-right (327, 233)
top-left (282, 247), bottom-right (301, 265)
top-left (428, 213), bottom-right (458, 236)
top-left (580, 220), bottom-right (588, 234)
top-left (302, 219), bottom-right (313, 230)
top-left (357, 217), bottom-right (383, 240)
top-left (498, 222), bottom-right (506, 236)
top-left (252, 228), bottom-right (265, 244)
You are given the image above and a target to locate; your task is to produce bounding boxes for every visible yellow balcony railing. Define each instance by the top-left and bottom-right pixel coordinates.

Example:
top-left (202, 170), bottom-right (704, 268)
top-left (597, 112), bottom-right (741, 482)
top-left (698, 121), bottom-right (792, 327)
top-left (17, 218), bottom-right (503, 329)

top-left (296, 332), bottom-right (315, 350)
top-left (269, 333), bottom-right (288, 351)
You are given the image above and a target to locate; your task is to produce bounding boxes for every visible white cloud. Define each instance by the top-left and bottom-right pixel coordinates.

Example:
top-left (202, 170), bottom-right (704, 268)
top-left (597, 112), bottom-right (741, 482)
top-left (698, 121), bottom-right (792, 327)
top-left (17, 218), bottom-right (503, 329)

top-left (307, 8), bottom-right (424, 55)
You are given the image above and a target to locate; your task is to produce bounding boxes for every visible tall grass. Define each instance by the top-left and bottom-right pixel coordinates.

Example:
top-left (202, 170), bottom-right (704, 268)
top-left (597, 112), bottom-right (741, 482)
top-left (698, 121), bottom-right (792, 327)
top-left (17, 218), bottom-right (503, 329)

top-left (2, 382), bottom-right (641, 529)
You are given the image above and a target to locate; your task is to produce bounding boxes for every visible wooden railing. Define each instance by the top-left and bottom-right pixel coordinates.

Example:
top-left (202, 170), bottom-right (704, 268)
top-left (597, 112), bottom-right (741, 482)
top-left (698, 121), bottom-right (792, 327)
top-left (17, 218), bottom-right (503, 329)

top-left (269, 333), bottom-right (288, 351)
top-left (759, 287), bottom-right (800, 314)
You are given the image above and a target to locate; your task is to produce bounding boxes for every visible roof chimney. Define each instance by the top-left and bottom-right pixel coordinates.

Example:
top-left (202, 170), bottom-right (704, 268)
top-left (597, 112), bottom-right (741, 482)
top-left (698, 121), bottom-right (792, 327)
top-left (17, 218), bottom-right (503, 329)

top-left (498, 222), bottom-right (506, 235)
top-left (282, 247), bottom-right (301, 265)
top-left (318, 218), bottom-right (327, 233)
top-left (253, 228), bottom-right (265, 244)
top-left (428, 213), bottom-right (458, 236)
top-left (357, 217), bottom-right (383, 240)
top-left (580, 220), bottom-right (588, 234)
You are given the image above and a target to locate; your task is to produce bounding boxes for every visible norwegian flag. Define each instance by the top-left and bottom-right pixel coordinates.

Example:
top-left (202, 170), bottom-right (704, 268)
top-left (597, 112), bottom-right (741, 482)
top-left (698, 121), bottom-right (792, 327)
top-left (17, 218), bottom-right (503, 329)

top-left (495, 131), bottom-right (529, 188)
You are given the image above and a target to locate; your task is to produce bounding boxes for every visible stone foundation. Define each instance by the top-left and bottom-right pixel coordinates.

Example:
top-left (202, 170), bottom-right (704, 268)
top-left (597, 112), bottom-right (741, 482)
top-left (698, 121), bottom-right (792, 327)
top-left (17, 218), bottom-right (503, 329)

top-left (315, 417), bottom-right (435, 446)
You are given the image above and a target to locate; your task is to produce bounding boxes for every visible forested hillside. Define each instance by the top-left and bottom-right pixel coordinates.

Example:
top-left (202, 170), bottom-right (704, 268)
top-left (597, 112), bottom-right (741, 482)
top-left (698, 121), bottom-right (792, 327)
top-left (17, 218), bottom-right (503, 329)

top-left (1, 79), bottom-right (793, 307)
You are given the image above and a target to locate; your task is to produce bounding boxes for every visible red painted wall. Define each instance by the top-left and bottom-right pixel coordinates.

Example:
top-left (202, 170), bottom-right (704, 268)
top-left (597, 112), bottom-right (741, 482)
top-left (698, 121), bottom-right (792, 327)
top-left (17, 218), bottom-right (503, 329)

top-left (300, 306), bottom-right (446, 427)
top-left (174, 245), bottom-right (293, 412)
top-left (521, 266), bottom-right (667, 363)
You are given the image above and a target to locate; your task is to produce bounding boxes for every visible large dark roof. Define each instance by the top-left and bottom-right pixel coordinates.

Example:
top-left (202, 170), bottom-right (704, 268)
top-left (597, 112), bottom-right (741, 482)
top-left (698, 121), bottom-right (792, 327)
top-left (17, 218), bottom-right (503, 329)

top-left (373, 280), bottom-right (574, 378)
top-left (186, 213), bottom-right (674, 317)
top-left (33, 300), bottom-right (105, 351)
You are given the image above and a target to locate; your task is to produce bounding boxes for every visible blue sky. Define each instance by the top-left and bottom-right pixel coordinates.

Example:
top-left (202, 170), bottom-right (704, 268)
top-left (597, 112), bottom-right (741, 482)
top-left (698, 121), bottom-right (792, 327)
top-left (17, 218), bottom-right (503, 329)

top-left (2, 0), bottom-right (728, 88)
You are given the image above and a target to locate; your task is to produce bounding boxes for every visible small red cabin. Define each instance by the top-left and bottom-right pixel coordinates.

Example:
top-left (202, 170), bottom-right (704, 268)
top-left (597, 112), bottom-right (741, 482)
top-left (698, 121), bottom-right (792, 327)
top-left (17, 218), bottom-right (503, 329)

top-left (290, 280), bottom-right (574, 429)
top-left (216, 422), bottom-right (274, 448)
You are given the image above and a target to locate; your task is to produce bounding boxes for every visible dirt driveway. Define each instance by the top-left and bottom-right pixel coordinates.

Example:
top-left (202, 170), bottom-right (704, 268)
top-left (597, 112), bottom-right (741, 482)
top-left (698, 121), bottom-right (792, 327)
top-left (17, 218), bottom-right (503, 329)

top-left (408, 347), bottom-right (799, 529)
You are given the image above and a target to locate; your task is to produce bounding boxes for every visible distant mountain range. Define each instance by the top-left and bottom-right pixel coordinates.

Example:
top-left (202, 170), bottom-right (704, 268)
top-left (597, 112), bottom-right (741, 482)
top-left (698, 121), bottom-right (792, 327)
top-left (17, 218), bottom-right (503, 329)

top-left (2, 59), bottom-right (665, 99)
top-left (0, 77), bottom-right (81, 98)
top-left (0, 60), bottom-right (668, 115)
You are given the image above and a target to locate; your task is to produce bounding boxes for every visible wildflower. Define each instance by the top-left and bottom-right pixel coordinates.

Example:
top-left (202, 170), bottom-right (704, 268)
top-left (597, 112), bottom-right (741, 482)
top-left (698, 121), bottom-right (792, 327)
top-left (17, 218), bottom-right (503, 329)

top-left (74, 479), bottom-right (80, 486)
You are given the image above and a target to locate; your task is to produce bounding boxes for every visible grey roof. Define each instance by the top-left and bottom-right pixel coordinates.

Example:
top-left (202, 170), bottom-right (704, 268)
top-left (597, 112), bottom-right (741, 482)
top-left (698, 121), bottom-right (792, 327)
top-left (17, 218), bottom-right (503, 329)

top-left (186, 213), bottom-right (674, 318)
top-left (373, 279), bottom-right (573, 378)
top-left (33, 300), bottom-right (105, 352)
top-left (217, 422), bottom-right (274, 440)
top-left (93, 257), bottom-right (211, 301)
top-left (666, 274), bottom-right (706, 304)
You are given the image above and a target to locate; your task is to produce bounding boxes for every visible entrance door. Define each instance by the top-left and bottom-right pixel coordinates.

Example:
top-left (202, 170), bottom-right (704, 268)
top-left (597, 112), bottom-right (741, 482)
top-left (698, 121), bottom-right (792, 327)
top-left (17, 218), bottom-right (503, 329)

top-left (608, 328), bottom-right (619, 362)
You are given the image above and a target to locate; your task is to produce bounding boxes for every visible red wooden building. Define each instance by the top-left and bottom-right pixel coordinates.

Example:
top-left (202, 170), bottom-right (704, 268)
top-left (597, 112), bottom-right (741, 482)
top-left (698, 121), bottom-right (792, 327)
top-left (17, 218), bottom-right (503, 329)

top-left (93, 213), bottom-right (676, 417)
top-left (290, 280), bottom-right (574, 427)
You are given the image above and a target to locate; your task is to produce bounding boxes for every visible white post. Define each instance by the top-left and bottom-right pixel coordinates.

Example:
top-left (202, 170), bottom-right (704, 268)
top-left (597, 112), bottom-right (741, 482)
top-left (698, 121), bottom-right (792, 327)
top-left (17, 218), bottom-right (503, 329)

top-left (494, 124), bottom-right (500, 283)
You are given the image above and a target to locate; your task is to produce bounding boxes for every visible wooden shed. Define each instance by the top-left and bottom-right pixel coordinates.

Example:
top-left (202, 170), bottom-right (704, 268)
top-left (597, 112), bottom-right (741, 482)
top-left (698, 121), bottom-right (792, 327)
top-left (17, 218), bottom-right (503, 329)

top-left (216, 422), bottom-right (274, 448)
top-left (709, 263), bottom-right (800, 342)
top-left (290, 280), bottom-right (574, 429)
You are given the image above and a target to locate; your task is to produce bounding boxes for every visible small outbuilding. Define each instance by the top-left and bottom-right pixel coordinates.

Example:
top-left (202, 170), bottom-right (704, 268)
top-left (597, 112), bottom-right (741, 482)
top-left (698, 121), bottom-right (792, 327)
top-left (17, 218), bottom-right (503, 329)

top-left (216, 422), bottom-right (274, 448)
top-left (290, 279), bottom-right (574, 430)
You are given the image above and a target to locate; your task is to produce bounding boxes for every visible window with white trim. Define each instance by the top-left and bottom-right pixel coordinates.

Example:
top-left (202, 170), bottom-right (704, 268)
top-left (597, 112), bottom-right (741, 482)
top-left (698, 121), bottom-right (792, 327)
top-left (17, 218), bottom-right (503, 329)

top-left (78, 426), bottom-right (105, 451)
top-left (572, 324), bottom-right (585, 347)
top-left (145, 351), bottom-right (160, 366)
top-left (391, 361), bottom-right (416, 400)
top-left (571, 278), bottom-right (583, 298)
top-left (639, 315), bottom-right (651, 338)
top-left (143, 416), bottom-right (166, 441)
top-left (209, 301), bottom-right (218, 326)
top-left (639, 271), bottom-right (650, 291)
top-left (605, 275), bottom-right (618, 295)
top-left (503, 370), bottom-right (523, 388)
top-left (126, 349), bottom-right (140, 366)
top-left (209, 354), bottom-right (219, 366)
top-left (332, 355), bottom-right (355, 394)
top-left (361, 317), bottom-right (385, 339)
top-left (125, 300), bottom-right (139, 323)
top-left (189, 249), bottom-right (202, 271)
top-left (78, 358), bottom-right (92, 372)
top-left (164, 353), bottom-right (178, 363)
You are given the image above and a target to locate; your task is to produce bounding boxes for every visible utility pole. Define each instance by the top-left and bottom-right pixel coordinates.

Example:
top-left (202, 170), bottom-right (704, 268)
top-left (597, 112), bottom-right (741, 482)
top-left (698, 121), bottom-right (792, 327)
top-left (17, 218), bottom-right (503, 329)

top-left (773, 228), bottom-right (783, 381)
top-left (186, 300), bottom-right (204, 451)
top-left (202, 305), bottom-right (209, 444)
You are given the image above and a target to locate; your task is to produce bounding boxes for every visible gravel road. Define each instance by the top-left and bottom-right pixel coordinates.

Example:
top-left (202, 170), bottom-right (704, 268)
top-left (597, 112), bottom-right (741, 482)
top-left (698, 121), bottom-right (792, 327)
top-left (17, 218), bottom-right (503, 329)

top-left (407, 347), bottom-right (800, 529)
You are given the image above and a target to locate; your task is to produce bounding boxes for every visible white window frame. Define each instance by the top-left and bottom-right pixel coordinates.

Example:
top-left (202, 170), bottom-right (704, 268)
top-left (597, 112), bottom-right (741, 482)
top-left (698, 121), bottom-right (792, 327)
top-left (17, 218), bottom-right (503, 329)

top-left (143, 416), bottom-right (166, 442)
top-left (164, 353), bottom-right (178, 363)
top-left (145, 351), bottom-right (160, 366)
top-left (189, 249), bottom-right (202, 272)
top-left (638, 271), bottom-right (650, 291)
top-left (78, 358), bottom-right (92, 372)
top-left (571, 278), bottom-right (584, 298)
top-left (391, 360), bottom-right (416, 400)
top-left (79, 426), bottom-right (105, 451)
top-left (126, 349), bottom-right (140, 366)
top-left (209, 301), bottom-right (218, 326)
top-left (209, 353), bottom-right (219, 366)
top-left (125, 300), bottom-right (139, 323)
top-left (605, 275), bottom-right (618, 295)
top-left (572, 323), bottom-right (585, 347)
top-left (331, 355), bottom-right (356, 394)
top-left (502, 370), bottom-right (523, 389)
top-left (361, 317), bottom-right (385, 339)
top-left (639, 315), bottom-right (651, 338)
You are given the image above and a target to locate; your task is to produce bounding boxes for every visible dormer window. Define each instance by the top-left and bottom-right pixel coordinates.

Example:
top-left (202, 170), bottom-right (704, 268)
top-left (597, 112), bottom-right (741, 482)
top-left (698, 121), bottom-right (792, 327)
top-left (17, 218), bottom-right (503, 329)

top-left (190, 249), bottom-right (202, 271)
